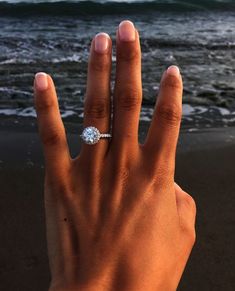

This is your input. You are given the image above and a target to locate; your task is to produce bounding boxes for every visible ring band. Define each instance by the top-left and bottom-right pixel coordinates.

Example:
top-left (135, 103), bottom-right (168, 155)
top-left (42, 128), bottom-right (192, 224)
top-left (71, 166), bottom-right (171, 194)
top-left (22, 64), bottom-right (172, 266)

top-left (80, 126), bottom-right (112, 145)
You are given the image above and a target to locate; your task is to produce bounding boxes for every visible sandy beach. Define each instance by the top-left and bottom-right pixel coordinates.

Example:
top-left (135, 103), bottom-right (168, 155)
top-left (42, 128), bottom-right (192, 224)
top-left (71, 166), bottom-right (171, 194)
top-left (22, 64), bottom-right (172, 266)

top-left (0, 116), bottom-right (235, 290)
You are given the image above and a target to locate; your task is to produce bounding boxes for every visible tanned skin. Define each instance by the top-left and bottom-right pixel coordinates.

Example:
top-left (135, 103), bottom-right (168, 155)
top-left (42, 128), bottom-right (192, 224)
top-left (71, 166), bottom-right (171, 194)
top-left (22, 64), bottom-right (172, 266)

top-left (33, 20), bottom-right (196, 291)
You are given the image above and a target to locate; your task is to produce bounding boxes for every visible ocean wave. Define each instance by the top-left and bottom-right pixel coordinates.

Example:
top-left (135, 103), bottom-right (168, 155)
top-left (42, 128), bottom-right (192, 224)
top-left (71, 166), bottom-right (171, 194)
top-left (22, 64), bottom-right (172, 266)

top-left (0, 0), bottom-right (235, 17)
top-left (0, 54), bottom-right (82, 64)
top-left (51, 54), bottom-right (81, 63)
top-left (1, 104), bottom-right (235, 128)
top-left (0, 58), bottom-right (35, 65)
top-left (0, 106), bottom-right (78, 118)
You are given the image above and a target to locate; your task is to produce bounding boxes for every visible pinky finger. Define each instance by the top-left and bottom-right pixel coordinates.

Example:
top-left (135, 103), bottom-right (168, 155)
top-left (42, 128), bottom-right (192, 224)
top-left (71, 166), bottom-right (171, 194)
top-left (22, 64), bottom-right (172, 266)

top-left (34, 72), bottom-right (71, 175)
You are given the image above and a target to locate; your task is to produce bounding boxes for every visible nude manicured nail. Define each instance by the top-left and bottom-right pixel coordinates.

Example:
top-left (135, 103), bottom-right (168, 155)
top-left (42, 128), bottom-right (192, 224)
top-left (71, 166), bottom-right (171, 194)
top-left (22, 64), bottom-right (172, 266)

top-left (35, 72), bottom-right (48, 91)
top-left (94, 32), bottom-right (109, 53)
top-left (167, 65), bottom-right (180, 77)
top-left (119, 20), bottom-right (136, 42)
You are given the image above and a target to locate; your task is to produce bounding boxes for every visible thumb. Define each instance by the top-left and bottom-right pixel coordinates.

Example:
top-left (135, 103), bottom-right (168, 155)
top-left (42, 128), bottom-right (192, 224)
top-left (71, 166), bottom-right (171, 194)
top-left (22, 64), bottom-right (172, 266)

top-left (174, 183), bottom-right (197, 232)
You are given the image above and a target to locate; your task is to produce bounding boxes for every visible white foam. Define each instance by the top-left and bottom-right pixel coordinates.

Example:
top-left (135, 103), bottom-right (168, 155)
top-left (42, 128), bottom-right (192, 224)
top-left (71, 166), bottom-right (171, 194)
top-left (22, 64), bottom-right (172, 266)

top-left (0, 58), bottom-right (35, 65)
top-left (182, 104), bottom-right (195, 115)
top-left (183, 117), bottom-right (193, 121)
top-left (218, 107), bottom-right (230, 115)
top-left (61, 110), bottom-right (77, 118)
top-left (188, 128), bottom-right (199, 132)
top-left (140, 116), bottom-right (151, 121)
top-left (222, 117), bottom-right (235, 123)
top-left (141, 107), bottom-right (154, 113)
top-left (0, 104), bottom-right (234, 130)
top-left (51, 54), bottom-right (81, 63)
top-left (18, 107), bottom-right (36, 117)
top-left (194, 106), bottom-right (208, 114)
top-left (182, 104), bottom-right (209, 116)
top-left (0, 109), bottom-right (18, 115)
top-left (0, 87), bottom-right (31, 96)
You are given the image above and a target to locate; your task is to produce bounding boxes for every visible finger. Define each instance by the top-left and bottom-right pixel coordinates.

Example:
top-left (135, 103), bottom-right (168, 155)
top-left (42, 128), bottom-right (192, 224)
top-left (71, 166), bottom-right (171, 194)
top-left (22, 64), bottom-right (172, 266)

top-left (80, 32), bottom-right (112, 160)
top-left (111, 20), bottom-right (142, 153)
top-left (34, 72), bottom-right (71, 175)
top-left (143, 66), bottom-right (183, 170)
top-left (175, 183), bottom-right (196, 231)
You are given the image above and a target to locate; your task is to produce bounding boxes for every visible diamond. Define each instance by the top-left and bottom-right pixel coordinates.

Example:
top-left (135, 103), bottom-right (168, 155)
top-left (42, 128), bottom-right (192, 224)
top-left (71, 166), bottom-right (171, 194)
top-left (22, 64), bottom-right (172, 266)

top-left (81, 126), bottom-right (101, 145)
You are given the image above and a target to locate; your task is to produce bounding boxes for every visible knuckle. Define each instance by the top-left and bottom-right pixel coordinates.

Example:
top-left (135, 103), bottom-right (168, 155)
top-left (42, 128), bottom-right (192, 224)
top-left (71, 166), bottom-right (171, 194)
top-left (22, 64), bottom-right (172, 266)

top-left (117, 87), bottom-right (142, 111)
top-left (157, 104), bottom-right (182, 126)
top-left (89, 57), bottom-right (110, 73)
top-left (36, 96), bottom-right (55, 114)
top-left (84, 98), bottom-right (109, 119)
top-left (161, 74), bottom-right (182, 91)
top-left (118, 46), bottom-right (140, 62)
top-left (41, 128), bottom-right (63, 147)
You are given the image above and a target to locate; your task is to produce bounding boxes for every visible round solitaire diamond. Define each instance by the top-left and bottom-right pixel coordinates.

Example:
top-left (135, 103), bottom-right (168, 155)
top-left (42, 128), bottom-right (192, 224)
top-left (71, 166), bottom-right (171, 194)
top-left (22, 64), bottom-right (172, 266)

top-left (81, 126), bottom-right (101, 145)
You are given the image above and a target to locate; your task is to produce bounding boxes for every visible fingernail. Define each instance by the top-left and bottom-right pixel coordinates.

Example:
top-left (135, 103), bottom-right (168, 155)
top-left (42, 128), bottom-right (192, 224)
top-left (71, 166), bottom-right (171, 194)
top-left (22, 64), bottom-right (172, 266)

top-left (35, 72), bottom-right (48, 91)
top-left (94, 32), bottom-right (110, 53)
top-left (167, 65), bottom-right (180, 77)
top-left (119, 20), bottom-right (135, 42)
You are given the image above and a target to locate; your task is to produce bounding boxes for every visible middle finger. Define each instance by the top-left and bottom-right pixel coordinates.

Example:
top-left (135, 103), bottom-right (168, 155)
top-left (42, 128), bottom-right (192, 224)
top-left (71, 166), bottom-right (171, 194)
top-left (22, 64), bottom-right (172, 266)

top-left (111, 20), bottom-right (142, 153)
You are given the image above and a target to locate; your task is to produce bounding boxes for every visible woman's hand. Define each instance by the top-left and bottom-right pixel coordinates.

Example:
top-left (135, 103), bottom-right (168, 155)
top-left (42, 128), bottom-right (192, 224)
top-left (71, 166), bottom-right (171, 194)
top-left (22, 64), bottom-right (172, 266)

top-left (34, 20), bottom-right (196, 291)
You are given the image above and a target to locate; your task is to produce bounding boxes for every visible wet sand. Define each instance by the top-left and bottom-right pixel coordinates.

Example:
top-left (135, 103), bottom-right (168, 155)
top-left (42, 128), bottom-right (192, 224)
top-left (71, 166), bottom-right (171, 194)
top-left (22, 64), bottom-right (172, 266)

top-left (0, 117), bottom-right (235, 290)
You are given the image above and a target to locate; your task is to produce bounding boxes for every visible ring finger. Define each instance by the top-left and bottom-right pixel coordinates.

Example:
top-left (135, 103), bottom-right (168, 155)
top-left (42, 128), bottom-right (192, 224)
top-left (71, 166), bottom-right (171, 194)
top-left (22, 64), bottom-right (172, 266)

top-left (80, 32), bottom-right (112, 161)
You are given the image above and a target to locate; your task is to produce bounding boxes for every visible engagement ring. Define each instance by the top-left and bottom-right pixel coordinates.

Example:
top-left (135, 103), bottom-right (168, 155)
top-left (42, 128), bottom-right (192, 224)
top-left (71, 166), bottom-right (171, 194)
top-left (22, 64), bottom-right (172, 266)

top-left (80, 126), bottom-right (112, 145)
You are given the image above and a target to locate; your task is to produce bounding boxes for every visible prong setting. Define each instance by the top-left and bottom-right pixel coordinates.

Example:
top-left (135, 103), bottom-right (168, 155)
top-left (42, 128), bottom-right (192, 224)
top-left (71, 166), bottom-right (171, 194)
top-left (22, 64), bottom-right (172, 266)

top-left (80, 126), bottom-right (101, 145)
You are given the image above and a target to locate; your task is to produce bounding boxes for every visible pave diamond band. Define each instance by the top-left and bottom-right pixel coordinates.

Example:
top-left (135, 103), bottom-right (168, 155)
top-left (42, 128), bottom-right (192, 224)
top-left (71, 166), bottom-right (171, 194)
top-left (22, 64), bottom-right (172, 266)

top-left (99, 133), bottom-right (112, 138)
top-left (80, 126), bottom-right (112, 145)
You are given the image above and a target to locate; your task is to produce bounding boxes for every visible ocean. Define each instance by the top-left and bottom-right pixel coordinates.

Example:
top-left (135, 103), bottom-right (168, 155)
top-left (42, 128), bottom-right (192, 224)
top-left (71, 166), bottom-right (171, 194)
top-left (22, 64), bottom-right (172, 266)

top-left (0, 0), bottom-right (235, 129)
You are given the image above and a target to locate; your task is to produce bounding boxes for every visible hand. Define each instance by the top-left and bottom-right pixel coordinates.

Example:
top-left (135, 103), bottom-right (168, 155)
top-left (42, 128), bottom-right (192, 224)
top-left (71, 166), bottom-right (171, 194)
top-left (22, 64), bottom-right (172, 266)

top-left (33, 20), bottom-right (196, 291)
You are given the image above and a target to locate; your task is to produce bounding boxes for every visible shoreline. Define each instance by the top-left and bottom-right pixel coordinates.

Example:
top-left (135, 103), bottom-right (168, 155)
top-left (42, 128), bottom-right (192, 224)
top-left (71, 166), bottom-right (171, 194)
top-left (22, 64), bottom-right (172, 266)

top-left (1, 115), bottom-right (235, 166)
